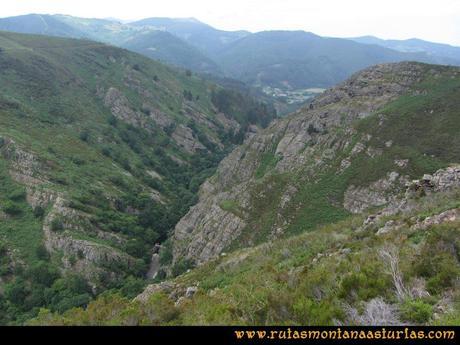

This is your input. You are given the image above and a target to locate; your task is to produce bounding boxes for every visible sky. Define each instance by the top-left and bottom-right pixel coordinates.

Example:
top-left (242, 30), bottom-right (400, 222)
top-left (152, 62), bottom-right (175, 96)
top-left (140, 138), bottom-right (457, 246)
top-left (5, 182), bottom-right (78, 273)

top-left (1, 0), bottom-right (460, 46)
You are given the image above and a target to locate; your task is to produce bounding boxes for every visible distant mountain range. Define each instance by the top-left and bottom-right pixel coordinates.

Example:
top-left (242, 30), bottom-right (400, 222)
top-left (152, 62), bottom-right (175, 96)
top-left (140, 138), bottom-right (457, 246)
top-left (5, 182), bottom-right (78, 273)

top-left (1, 14), bottom-right (459, 91)
top-left (349, 36), bottom-right (460, 61)
top-left (129, 17), bottom-right (249, 58)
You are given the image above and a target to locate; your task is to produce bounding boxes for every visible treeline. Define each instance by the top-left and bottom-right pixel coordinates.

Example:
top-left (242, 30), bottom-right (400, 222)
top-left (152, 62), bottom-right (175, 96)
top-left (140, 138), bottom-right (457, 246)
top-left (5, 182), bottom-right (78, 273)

top-left (211, 88), bottom-right (277, 129)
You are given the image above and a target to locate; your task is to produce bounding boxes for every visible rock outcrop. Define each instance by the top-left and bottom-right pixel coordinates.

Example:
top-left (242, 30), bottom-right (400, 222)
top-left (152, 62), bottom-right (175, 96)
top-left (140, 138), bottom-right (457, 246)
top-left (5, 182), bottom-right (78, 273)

top-left (171, 124), bottom-right (206, 154)
top-left (172, 62), bottom-right (431, 266)
top-left (343, 171), bottom-right (409, 214)
top-left (406, 165), bottom-right (460, 197)
top-left (1, 138), bottom-right (136, 284)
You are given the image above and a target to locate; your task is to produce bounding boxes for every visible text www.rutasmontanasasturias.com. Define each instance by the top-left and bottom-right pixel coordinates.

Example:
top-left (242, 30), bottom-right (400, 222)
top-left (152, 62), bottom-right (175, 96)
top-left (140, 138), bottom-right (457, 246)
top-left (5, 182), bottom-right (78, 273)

top-left (234, 327), bottom-right (456, 341)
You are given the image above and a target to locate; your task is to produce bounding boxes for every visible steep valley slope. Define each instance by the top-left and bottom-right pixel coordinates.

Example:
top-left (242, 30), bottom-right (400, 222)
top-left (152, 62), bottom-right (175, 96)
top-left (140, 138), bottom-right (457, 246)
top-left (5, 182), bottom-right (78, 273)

top-left (29, 61), bottom-right (460, 326)
top-left (172, 62), bottom-right (460, 267)
top-left (0, 31), bottom-right (274, 324)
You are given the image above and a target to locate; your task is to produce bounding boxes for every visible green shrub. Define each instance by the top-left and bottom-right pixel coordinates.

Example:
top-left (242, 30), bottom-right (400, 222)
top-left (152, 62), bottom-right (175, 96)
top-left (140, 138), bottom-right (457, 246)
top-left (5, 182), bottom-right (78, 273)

top-left (425, 254), bottom-right (460, 294)
top-left (27, 261), bottom-right (59, 286)
top-left (5, 278), bottom-right (29, 306)
top-left (120, 276), bottom-right (146, 299)
top-left (292, 297), bottom-right (344, 325)
top-left (35, 245), bottom-right (50, 261)
top-left (8, 189), bottom-right (26, 201)
top-left (70, 156), bottom-right (85, 165)
top-left (159, 240), bottom-right (173, 266)
top-left (144, 293), bottom-right (179, 325)
top-left (50, 218), bottom-right (64, 232)
top-left (79, 130), bottom-right (90, 142)
top-left (338, 263), bottom-right (391, 302)
top-left (101, 146), bottom-right (112, 157)
top-left (2, 200), bottom-right (22, 216)
top-left (107, 115), bottom-right (118, 127)
top-left (399, 299), bottom-right (433, 324)
top-left (33, 206), bottom-right (45, 219)
top-left (415, 224), bottom-right (460, 294)
top-left (171, 258), bottom-right (194, 277)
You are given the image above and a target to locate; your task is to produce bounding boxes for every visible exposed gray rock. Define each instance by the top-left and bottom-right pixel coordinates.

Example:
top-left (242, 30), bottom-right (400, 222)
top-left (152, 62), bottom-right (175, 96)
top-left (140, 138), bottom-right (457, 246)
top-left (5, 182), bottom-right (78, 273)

top-left (344, 172), bottom-right (409, 213)
top-left (361, 166), bottom-right (460, 233)
top-left (215, 112), bottom-right (241, 134)
top-left (104, 87), bottom-right (146, 128)
top-left (406, 165), bottom-right (460, 198)
top-left (149, 107), bottom-right (174, 128)
top-left (173, 201), bottom-right (247, 265)
top-left (171, 124), bottom-right (206, 154)
top-left (171, 63), bottom-right (432, 266)
top-left (376, 220), bottom-right (403, 236)
top-left (185, 286), bottom-right (198, 298)
top-left (412, 208), bottom-right (460, 231)
top-left (395, 159), bottom-right (409, 168)
top-left (135, 281), bottom-right (176, 303)
top-left (43, 196), bottom-right (135, 282)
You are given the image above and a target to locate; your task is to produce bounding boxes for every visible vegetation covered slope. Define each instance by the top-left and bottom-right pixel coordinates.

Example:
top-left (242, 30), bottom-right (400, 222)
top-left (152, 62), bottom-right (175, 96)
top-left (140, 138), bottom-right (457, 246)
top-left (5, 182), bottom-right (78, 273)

top-left (172, 62), bottom-right (460, 267)
top-left (120, 30), bottom-right (222, 75)
top-left (0, 31), bottom-right (274, 324)
top-left (30, 179), bottom-right (460, 325)
top-left (28, 62), bottom-right (460, 327)
top-left (0, 15), bottom-right (222, 75)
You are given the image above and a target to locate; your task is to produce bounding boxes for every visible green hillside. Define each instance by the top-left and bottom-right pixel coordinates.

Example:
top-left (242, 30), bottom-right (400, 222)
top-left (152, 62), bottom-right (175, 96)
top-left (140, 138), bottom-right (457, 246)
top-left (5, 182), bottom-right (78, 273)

top-left (0, 31), bottom-right (274, 324)
top-left (0, 15), bottom-right (223, 76)
top-left (121, 30), bottom-right (222, 75)
top-left (30, 186), bottom-right (460, 325)
top-left (28, 62), bottom-right (460, 326)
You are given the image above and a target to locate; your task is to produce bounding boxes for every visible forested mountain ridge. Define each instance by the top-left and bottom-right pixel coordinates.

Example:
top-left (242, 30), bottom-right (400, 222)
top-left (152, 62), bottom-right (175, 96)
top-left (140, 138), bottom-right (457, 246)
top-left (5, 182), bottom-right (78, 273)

top-left (350, 36), bottom-right (460, 62)
top-left (1, 14), bottom-right (459, 92)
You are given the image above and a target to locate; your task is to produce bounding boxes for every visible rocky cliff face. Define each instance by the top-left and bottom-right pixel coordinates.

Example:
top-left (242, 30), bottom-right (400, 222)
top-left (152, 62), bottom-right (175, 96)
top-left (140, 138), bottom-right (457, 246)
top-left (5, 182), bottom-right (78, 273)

top-left (0, 138), bottom-right (136, 284)
top-left (172, 62), bottom-right (460, 266)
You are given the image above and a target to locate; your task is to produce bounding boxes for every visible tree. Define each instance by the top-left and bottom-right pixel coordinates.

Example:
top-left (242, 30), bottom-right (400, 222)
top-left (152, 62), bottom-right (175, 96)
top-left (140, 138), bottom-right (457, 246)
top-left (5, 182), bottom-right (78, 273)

top-left (50, 218), bottom-right (64, 232)
top-left (79, 130), bottom-right (90, 142)
top-left (3, 200), bottom-right (22, 216)
top-left (33, 206), bottom-right (45, 219)
top-left (183, 90), bottom-right (193, 101)
top-left (107, 115), bottom-right (118, 127)
top-left (5, 279), bottom-right (29, 306)
top-left (120, 276), bottom-right (146, 299)
top-left (27, 261), bottom-right (59, 286)
top-left (35, 245), bottom-right (50, 261)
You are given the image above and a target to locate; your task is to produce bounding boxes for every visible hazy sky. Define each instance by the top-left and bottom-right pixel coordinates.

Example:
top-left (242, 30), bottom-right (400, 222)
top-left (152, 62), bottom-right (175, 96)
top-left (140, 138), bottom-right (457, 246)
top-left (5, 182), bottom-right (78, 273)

top-left (2, 0), bottom-right (460, 46)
